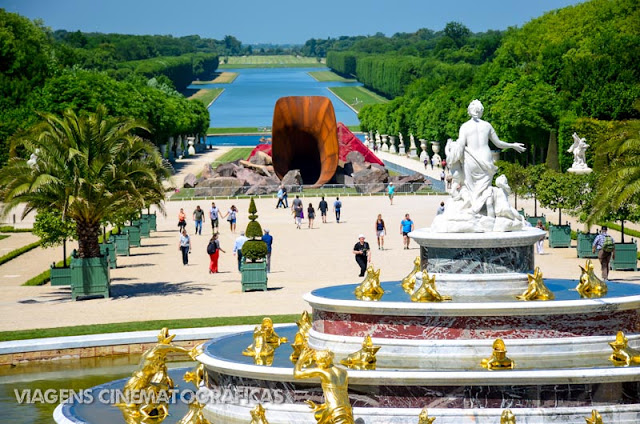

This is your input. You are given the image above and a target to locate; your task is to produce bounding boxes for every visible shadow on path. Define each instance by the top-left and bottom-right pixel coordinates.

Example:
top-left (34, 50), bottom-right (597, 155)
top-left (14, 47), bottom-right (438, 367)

top-left (111, 281), bottom-right (207, 298)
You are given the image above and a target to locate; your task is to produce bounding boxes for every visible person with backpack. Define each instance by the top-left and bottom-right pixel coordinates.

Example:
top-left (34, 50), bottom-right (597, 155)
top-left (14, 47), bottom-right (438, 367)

top-left (207, 233), bottom-right (225, 274)
top-left (334, 197), bottom-right (342, 223)
top-left (592, 226), bottom-right (616, 281)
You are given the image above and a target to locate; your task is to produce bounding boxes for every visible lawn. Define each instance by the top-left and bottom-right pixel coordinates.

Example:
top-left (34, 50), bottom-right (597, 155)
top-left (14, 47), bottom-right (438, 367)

top-left (219, 55), bottom-right (325, 68)
top-left (213, 147), bottom-right (254, 164)
top-left (207, 127), bottom-right (265, 135)
top-left (192, 72), bottom-right (238, 84)
top-left (328, 86), bottom-right (389, 112)
top-left (188, 88), bottom-right (224, 106)
top-left (308, 70), bottom-right (355, 82)
top-left (0, 235), bottom-right (8, 241)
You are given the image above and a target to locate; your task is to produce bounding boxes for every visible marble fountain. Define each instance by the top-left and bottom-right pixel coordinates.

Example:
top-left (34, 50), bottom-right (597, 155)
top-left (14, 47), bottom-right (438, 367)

top-left (54, 101), bottom-right (640, 423)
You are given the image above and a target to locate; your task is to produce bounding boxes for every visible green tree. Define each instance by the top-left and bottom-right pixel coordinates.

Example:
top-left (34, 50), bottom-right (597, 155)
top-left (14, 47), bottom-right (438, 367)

top-left (537, 170), bottom-right (582, 225)
top-left (496, 161), bottom-right (527, 209)
top-left (523, 164), bottom-right (547, 216)
top-left (32, 209), bottom-right (76, 266)
top-left (0, 105), bottom-right (169, 258)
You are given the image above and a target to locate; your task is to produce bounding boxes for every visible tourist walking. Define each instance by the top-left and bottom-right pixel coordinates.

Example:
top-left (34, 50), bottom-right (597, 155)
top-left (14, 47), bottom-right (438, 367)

top-left (353, 234), bottom-right (371, 277)
top-left (440, 170), bottom-right (445, 183)
top-left (388, 182), bottom-right (395, 205)
top-left (437, 202), bottom-right (445, 215)
top-left (536, 220), bottom-right (545, 254)
top-left (307, 203), bottom-right (315, 229)
top-left (400, 213), bottom-right (414, 249)
top-left (276, 186), bottom-right (285, 209)
top-left (207, 233), bottom-right (225, 273)
top-left (318, 196), bottom-right (329, 223)
top-left (375, 214), bottom-right (386, 250)
top-left (423, 158), bottom-right (429, 169)
top-left (282, 186), bottom-right (289, 208)
top-left (233, 231), bottom-right (248, 271)
top-left (262, 229), bottom-right (273, 273)
top-left (178, 229), bottom-right (191, 265)
top-left (292, 195), bottom-right (303, 225)
top-left (192, 205), bottom-right (205, 235)
top-left (223, 205), bottom-right (238, 233)
top-left (177, 208), bottom-right (187, 233)
top-left (334, 197), bottom-right (342, 223)
top-left (592, 226), bottom-right (616, 281)
top-left (210, 202), bottom-right (220, 232)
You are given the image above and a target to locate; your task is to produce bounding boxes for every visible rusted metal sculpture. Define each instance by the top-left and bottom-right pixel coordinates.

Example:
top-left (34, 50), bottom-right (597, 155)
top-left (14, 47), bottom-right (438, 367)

top-left (272, 96), bottom-right (339, 187)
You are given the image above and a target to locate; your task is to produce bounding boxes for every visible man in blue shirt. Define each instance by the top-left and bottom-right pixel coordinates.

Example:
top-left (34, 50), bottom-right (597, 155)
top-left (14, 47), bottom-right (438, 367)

top-left (233, 231), bottom-right (248, 272)
top-left (261, 229), bottom-right (273, 273)
top-left (592, 226), bottom-right (615, 281)
top-left (400, 213), bottom-right (414, 250)
top-left (334, 197), bottom-right (342, 223)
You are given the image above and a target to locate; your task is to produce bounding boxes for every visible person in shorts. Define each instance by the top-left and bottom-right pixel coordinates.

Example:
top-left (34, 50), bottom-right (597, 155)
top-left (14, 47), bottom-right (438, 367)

top-left (400, 213), bottom-right (414, 249)
top-left (375, 214), bottom-right (386, 250)
top-left (210, 202), bottom-right (220, 231)
top-left (318, 196), bottom-right (329, 223)
top-left (387, 182), bottom-right (395, 205)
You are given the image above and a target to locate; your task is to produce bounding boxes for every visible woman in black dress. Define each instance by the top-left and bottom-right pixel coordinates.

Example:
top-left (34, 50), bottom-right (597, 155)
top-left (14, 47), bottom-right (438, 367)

top-left (307, 203), bottom-right (315, 229)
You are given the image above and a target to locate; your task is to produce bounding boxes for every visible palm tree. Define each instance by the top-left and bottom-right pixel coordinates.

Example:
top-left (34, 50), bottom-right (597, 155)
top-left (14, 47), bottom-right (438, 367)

top-left (0, 105), bottom-right (169, 258)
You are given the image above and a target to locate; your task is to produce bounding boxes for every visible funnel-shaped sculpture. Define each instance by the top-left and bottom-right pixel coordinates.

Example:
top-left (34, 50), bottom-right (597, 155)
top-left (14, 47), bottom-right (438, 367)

top-left (272, 96), bottom-right (339, 187)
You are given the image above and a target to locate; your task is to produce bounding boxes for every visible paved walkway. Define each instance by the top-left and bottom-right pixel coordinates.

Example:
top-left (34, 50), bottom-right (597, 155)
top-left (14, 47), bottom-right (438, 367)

top-left (0, 147), bottom-right (639, 332)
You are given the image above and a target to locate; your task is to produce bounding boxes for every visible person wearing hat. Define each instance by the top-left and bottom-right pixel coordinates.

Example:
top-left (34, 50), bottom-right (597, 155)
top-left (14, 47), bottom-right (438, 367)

top-left (388, 182), bottom-right (395, 205)
top-left (353, 234), bottom-right (372, 277)
top-left (261, 229), bottom-right (273, 273)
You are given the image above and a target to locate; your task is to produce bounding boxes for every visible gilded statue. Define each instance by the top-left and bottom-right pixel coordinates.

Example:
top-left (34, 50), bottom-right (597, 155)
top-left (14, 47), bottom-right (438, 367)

top-left (481, 339), bottom-right (515, 370)
top-left (175, 362), bottom-right (211, 424)
top-left (577, 259), bottom-right (607, 298)
top-left (411, 273), bottom-right (451, 302)
top-left (354, 266), bottom-right (384, 301)
top-left (249, 404), bottom-right (270, 424)
top-left (243, 325), bottom-right (276, 366)
top-left (340, 335), bottom-right (381, 370)
top-left (516, 267), bottom-right (554, 301)
top-left (402, 257), bottom-right (421, 294)
top-left (608, 331), bottom-right (640, 367)
top-left (293, 347), bottom-right (355, 424)
top-left (417, 407), bottom-right (436, 423)
top-left (500, 409), bottom-right (516, 424)
top-left (585, 409), bottom-right (603, 424)
top-left (291, 311), bottom-right (312, 363)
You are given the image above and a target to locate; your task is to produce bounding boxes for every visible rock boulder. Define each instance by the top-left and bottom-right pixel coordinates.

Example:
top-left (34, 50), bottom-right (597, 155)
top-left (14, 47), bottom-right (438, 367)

top-left (183, 173), bottom-right (197, 188)
top-left (353, 167), bottom-right (388, 193)
top-left (214, 162), bottom-right (240, 178)
top-left (197, 177), bottom-right (247, 196)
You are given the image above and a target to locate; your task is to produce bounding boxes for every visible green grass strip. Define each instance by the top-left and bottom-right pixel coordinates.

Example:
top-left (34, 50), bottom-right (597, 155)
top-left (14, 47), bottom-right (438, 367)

top-left (0, 226), bottom-right (32, 232)
top-left (308, 71), bottom-right (355, 82)
top-left (0, 240), bottom-right (42, 266)
top-left (212, 147), bottom-right (254, 164)
top-left (0, 235), bottom-right (9, 241)
top-left (328, 86), bottom-right (388, 113)
top-left (207, 127), bottom-right (264, 135)
top-left (22, 256), bottom-right (71, 286)
top-left (189, 88), bottom-right (224, 106)
top-left (219, 63), bottom-right (325, 69)
top-left (0, 314), bottom-right (299, 342)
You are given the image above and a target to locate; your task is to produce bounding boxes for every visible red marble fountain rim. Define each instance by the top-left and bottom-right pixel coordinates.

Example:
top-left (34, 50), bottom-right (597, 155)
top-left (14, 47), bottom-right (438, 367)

top-left (303, 292), bottom-right (640, 317)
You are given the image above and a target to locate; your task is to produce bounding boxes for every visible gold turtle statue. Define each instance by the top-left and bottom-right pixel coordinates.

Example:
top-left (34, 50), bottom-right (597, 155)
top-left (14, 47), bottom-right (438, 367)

top-left (294, 347), bottom-right (355, 424)
top-left (249, 404), bottom-right (270, 424)
top-left (576, 259), bottom-right (608, 298)
top-left (585, 409), bottom-right (603, 424)
top-left (500, 409), bottom-right (516, 424)
top-left (516, 267), bottom-right (554, 301)
top-left (411, 273), bottom-right (452, 302)
top-left (481, 339), bottom-right (515, 370)
top-left (290, 311), bottom-right (313, 363)
top-left (608, 330), bottom-right (640, 367)
top-left (340, 335), bottom-right (381, 370)
top-left (354, 265), bottom-right (384, 301)
top-left (402, 257), bottom-right (421, 294)
top-left (417, 407), bottom-right (436, 423)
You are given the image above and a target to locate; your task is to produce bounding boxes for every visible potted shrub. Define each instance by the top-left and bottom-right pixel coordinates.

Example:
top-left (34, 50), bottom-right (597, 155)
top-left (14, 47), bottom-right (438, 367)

top-left (608, 205), bottom-right (640, 271)
top-left (33, 210), bottom-right (76, 286)
top-left (538, 171), bottom-right (582, 248)
top-left (240, 198), bottom-right (268, 292)
top-left (523, 164), bottom-right (547, 226)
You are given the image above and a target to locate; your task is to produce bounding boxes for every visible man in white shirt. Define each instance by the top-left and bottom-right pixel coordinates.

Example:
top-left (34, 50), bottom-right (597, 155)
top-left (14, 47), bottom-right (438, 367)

top-left (233, 231), bottom-right (248, 271)
top-left (210, 202), bottom-right (220, 232)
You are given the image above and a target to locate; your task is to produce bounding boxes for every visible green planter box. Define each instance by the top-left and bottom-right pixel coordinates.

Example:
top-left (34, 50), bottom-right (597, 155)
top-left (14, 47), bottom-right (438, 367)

top-left (122, 225), bottom-right (141, 247)
top-left (133, 218), bottom-right (151, 238)
top-left (142, 213), bottom-right (157, 231)
top-left (110, 233), bottom-right (130, 256)
top-left (576, 232), bottom-right (598, 258)
top-left (612, 242), bottom-right (638, 271)
top-left (50, 265), bottom-right (72, 286)
top-left (241, 261), bottom-right (268, 292)
top-left (518, 208), bottom-right (525, 217)
top-left (525, 215), bottom-right (547, 228)
top-left (549, 224), bottom-right (572, 248)
top-left (70, 256), bottom-right (110, 300)
top-left (99, 242), bottom-right (118, 269)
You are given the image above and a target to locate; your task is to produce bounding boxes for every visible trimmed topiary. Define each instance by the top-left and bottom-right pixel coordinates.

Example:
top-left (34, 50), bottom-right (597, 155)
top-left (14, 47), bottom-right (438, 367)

top-left (242, 197), bottom-right (267, 262)
top-left (246, 221), bottom-right (263, 239)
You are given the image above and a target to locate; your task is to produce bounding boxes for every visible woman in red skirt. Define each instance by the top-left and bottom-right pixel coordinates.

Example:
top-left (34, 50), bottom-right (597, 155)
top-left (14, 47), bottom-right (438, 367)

top-left (208, 233), bottom-right (225, 273)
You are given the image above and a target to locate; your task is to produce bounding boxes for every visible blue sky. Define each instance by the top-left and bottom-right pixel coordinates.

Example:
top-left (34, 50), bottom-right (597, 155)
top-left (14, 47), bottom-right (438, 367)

top-left (2, 0), bottom-right (585, 44)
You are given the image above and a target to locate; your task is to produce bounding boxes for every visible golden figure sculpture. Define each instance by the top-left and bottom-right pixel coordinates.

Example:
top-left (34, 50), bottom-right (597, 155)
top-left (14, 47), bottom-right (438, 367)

top-left (260, 317), bottom-right (289, 347)
top-left (577, 259), bottom-right (608, 298)
top-left (500, 409), bottom-right (516, 424)
top-left (354, 266), bottom-right (384, 301)
top-left (410, 273), bottom-right (452, 302)
top-left (340, 335), bottom-right (381, 370)
top-left (290, 331), bottom-right (308, 364)
top-left (243, 325), bottom-right (276, 366)
top-left (249, 403), bottom-right (270, 424)
top-left (176, 362), bottom-right (211, 424)
top-left (417, 407), bottom-right (436, 423)
top-left (296, 310), bottom-right (313, 338)
top-left (481, 339), bottom-right (515, 370)
top-left (608, 331), bottom-right (640, 366)
top-left (293, 347), bottom-right (355, 424)
top-left (585, 409), bottom-right (603, 424)
top-left (402, 257), bottom-right (421, 294)
top-left (516, 267), bottom-right (554, 301)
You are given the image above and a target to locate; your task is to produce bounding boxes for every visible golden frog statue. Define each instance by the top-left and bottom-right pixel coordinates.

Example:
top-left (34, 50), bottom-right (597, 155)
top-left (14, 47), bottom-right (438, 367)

top-left (401, 257), bottom-right (421, 294)
top-left (481, 339), bottom-right (515, 370)
top-left (585, 409), bottom-right (603, 424)
top-left (516, 267), bottom-right (554, 301)
top-left (500, 409), bottom-right (516, 424)
top-left (609, 330), bottom-right (640, 367)
top-left (411, 273), bottom-right (451, 302)
top-left (242, 325), bottom-right (276, 366)
top-left (417, 407), bottom-right (436, 423)
top-left (576, 259), bottom-right (608, 298)
top-left (249, 404), bottom-right (270, 424)
top-left (354, 266), bottom-right (384, 301)
top-left (340, 335), bottom-right (381, 370)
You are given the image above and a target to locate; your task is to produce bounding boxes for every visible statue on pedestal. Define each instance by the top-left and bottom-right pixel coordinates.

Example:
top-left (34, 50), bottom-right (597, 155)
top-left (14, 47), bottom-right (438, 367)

top-left (409, 134), bottom-right (417, 158)
top-left (567, 133), bottom-right (592, 174)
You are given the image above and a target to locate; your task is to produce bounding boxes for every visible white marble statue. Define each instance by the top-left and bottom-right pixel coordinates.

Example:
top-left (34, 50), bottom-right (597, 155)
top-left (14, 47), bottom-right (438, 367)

top-left (26, 149), bottom-right (40, 169)
top-left (431, 100), bottom-right (527, 233)
top-left (567, 132), bottom-right (592, 174)
top-left (409, 134), bottom-right (418, 158)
